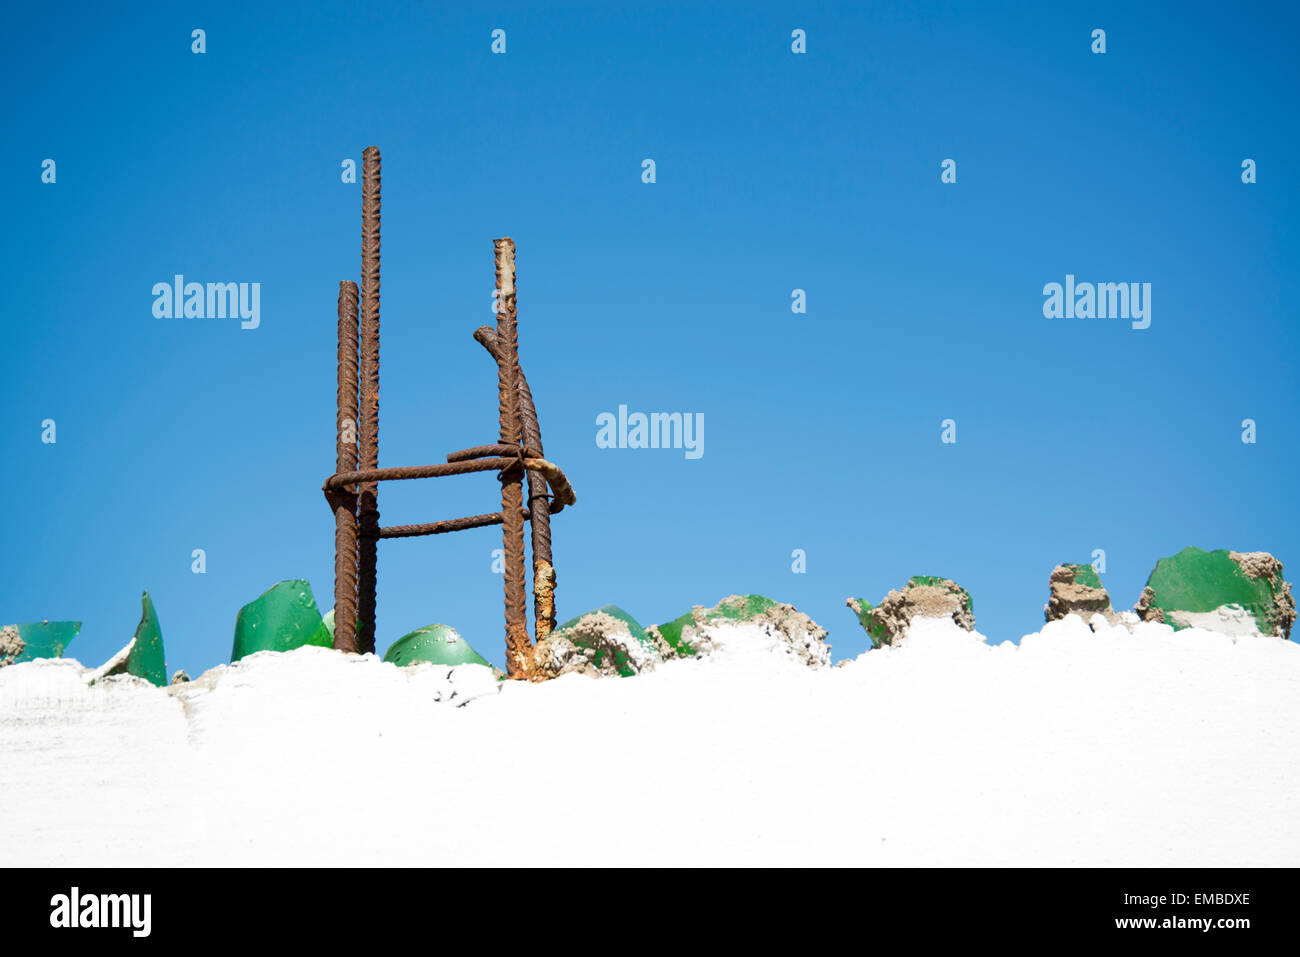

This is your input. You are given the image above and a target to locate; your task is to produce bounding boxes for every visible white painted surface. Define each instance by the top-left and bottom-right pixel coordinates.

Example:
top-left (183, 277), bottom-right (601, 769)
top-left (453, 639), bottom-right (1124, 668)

top-left (2, 616), bottom-right (1296, 866)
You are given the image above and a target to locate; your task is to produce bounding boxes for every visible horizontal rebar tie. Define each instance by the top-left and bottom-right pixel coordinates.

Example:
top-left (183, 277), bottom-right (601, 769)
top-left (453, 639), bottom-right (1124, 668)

top-left (321, 449), bottom-right (575, 537)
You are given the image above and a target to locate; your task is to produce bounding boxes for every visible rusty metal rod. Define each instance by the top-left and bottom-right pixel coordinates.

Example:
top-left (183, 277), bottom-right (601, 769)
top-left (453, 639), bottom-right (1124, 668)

top-left (444, 444), bottom-right (573, 509)
top-left (494, 238), bottom-right (531, 677)
top-left (356, 146), bottom-right (382, 654)
top-left (324, 178), bottom-right (581, 671)
top-left (446, 443), bottom-right (541, 463)
top-left (325, 455), bottom-right (572, 508)
top-left (333, 280), bottom-right (361, 653)
top-left (522, 457), bottom-right (575, 510)
top-left (474, 325), bottom-right (557, 637)
top-left (325, 456), bottom-right (521, 490)
top-left (379, 508), bottom-right (531, 539)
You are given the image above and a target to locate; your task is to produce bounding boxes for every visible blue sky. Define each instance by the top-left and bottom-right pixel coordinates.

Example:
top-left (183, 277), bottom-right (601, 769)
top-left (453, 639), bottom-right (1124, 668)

top-left (3, 1), bottom-right (1297, 675)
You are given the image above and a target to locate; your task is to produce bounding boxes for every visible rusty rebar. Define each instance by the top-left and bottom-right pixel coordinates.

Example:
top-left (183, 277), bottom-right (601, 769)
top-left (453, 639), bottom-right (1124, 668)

top-left (522, 457), bottom-right (575, 510)
top-left (474, 325), bottom-right (557, 637)
top-left (323, 175), bottom-right (580, 672)
top-left (356, 146), bottom-right (382, 654)
top-left (379, 508), bottom-right (530, 539)
top-left (446, 443), bottom-right (539, 463)
top-left (494, 238), bottom-right (531, 677)
top-left (333, 280), bottom-right (360, 653)
top-left (325, 454), bottom-right (571, 506)
top-left (327, 456), bottom-right (527, 489)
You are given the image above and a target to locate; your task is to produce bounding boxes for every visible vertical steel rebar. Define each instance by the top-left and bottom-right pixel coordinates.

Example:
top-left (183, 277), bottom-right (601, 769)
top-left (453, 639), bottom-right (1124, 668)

top-left (521, 407), bottom-right (556, 642)
top-left (333, 280), bottom-right (361, 652)
top-left (471, 325), bottom-right (556, 641)
top-left (356, 146), bottom-right (382, 655)
top-left (494, 238), bottom-right (531, 676)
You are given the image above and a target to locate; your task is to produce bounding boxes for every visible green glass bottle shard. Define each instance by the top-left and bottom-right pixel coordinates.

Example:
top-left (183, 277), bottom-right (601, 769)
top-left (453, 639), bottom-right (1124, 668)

top-left (321, 607), bottom-right (362, 644)
top-left (128, 591), bottom-right (168, 686)
top-left (845, 597), bottom-right (891, 650)
top-left (231, 580), bottom-right (333, 662)
top-left (0, 620), bottom-right (82, 666)
top-left (654, 594), bottom-right (779, 657)
top-left (1136, 547), bottom-right (1296, 638)
top-left (383, 624), bottom-right (490, 668)
top-left (655, 610), bottom-right (700, 656)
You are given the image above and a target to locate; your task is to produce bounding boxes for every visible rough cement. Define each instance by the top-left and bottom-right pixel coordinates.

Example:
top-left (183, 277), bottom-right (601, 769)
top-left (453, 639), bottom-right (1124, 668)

top-left (1167, 605), bottom-right (1266, 638)
top-left (532, 610), bottom-right (660, 679)
top-left (86, 636), bottom-right (136, 683)
top-left (1134, 585), bottom-right (1164, 624)
top-left (1044, 565), bottom-right (1113, 624)
top-left (533, 559), bottom-right (557, 641)
top-left (849, 578), bottom-right (976, 648)
top-left (1230, 551), bottom-right (1283, 581)
top-left (1230, 551), bottom-right (1297, 639)
top-left (650, 595), bottom-right (831, 669)
top-left (742, 599), bottom-right (831, 668)
top-left (0, 625), bottom-right (24, 667)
